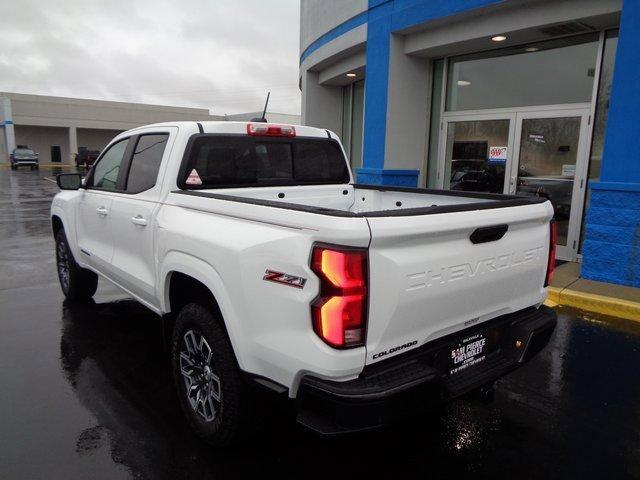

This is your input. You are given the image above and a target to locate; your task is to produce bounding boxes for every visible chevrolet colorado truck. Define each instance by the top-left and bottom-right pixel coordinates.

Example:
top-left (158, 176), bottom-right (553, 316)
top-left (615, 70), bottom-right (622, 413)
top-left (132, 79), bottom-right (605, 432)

top-left (51, 121), bottom-right (557, 445)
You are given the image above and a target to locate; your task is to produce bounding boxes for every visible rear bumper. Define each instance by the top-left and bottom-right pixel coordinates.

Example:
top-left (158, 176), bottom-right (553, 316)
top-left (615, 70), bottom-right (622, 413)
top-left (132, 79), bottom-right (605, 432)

top-left (296, 305), bottom-right (556, 434)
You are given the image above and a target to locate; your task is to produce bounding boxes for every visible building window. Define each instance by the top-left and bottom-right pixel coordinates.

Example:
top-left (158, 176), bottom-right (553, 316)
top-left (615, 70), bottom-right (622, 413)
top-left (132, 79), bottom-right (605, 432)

top-left (426, 59), bottom-right (444, 188)
top-left (446, 33), bottom-right (599, 112)
top-left (341, 80), bottom-right (364, 169)
top-left (580, 29), bottom-right (619, 250)
top-left (587, 29), bottom-right (619, 183)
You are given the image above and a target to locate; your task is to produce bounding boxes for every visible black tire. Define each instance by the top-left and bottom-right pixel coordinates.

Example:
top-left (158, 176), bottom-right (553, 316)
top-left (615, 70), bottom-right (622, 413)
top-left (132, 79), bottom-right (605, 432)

top-left (34, 165), bottom-right (39, 170)
top-left (30, 165), bottom-right (35, 170)
top-left (171, 303), bottom-right (249, 447)
top-left (55, 229), bottom-right (98, 301)
top-left (11, 164), bottom-right (16, 170)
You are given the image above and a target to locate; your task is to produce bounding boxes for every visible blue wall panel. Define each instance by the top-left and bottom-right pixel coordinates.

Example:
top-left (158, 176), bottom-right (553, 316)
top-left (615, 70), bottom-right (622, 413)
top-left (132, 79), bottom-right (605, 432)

top-left (598, 0), bottom-right (640, 184)
top-left (581, 0), bottom-right (640, 288)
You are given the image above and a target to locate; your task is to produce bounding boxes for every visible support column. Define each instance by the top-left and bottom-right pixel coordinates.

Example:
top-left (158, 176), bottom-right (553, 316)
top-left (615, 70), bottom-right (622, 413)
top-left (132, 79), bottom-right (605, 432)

top-left (301, 70), bottom-right (342, 134)
top-left (2, 98), bottom-right (16, 163)
top-left (582, 0), bottom-right (640, 287)
top-left (382, 33), bottom-right (428, 187)
top-left (68, 126), bottom-right (78, 165)
top-left (357, 0), bottom-right (392, 184)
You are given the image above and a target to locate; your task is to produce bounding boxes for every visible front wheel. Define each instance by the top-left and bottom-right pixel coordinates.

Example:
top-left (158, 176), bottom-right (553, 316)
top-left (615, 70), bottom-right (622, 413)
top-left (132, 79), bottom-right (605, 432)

top-left (55, 229), bottom-right (98, 301)
top-left (171, 303), bottom-right (249, 446)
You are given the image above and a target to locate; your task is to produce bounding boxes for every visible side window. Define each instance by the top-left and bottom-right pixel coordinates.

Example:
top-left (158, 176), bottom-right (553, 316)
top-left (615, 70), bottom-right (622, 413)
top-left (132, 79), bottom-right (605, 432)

top-left (126, 134), bottom-right (169, 193)
top-left (92, 139), bottom-right (129, 190)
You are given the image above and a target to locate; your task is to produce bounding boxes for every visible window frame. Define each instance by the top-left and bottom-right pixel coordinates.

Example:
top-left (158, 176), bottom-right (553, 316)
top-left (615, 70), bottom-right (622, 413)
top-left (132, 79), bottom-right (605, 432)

top-left (176, 133), bottom-right (351, 190)
top-left (85, 131), bottom-right (170, 194)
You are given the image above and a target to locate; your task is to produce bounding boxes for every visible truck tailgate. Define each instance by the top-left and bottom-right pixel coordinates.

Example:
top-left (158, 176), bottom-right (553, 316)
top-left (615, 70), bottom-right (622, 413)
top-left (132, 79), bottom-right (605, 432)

top-left (364, 202), bottom-right (553, 365)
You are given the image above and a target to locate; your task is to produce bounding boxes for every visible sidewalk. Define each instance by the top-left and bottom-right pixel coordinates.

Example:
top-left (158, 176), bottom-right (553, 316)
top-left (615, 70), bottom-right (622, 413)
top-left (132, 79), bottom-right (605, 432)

top-left (545, 262), bottom-right (640, 322)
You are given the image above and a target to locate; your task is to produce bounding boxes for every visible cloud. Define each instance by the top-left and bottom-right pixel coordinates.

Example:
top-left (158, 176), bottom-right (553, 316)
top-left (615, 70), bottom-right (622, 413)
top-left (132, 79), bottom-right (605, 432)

top-left (0, 0), bottom-right (301, 115)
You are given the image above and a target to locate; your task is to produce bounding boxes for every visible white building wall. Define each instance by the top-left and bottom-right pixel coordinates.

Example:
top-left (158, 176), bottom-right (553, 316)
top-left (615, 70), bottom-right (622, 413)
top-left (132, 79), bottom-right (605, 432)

top-left (224, 112), bottom-right (301, 124)
top-left (77, 128), bottom-right (124, 153)
top-left (300, 0), bottom-right (367, 54)
top-left (0, 92), bottom-right (225, 163)
top-left (14, 125), bottom-right (69, 163)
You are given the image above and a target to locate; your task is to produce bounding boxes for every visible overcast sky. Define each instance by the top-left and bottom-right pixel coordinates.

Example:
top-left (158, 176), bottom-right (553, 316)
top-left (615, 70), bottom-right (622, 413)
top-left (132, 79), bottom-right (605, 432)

top-left (0, 0), bottom-right (301, 115)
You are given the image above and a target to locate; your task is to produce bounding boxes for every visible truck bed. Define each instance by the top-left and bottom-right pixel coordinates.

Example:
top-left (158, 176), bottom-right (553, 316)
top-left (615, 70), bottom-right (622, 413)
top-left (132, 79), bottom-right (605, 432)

top-left (171, 183), bottom-right (547, 217)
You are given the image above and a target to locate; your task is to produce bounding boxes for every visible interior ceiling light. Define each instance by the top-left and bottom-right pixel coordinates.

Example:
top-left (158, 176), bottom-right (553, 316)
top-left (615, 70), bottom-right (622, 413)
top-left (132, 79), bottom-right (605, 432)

top-left (525, 47), bottom-right (540, 52)
top-left (346, 73), bottom-right (357, 77)
top-left (491, 35), bottom-right (507, 42)
top-left (457, 80), bottom-right (471, 86)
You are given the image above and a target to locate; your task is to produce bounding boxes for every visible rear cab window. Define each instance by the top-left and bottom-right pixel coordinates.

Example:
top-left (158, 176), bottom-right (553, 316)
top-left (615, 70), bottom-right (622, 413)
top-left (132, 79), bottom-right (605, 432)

top-left (178, 135), bottom-right (350, 189)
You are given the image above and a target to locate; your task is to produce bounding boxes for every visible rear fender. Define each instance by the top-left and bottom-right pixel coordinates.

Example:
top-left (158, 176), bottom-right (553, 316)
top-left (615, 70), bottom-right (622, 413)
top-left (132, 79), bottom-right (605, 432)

top-left (159, 251), bottom-right (245, 370)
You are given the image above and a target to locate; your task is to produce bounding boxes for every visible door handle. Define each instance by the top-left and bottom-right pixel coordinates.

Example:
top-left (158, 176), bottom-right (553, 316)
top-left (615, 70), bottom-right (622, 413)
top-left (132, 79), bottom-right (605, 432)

top-left (131, 215), bottom-right (148, 226)
top-left (96, 206), bottom-right (109, 216)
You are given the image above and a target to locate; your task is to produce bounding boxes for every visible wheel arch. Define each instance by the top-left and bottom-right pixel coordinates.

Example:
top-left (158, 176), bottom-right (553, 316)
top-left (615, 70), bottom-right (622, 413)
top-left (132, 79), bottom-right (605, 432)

top-left (160, 251), bottom-right (245, 369)
top-left (51, 214), bottom-right (64, 236)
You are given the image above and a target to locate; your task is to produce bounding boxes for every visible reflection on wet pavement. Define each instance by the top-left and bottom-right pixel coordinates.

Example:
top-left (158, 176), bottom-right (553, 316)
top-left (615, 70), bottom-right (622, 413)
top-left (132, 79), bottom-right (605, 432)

top-left (1, 167), bottom-right (640, 479)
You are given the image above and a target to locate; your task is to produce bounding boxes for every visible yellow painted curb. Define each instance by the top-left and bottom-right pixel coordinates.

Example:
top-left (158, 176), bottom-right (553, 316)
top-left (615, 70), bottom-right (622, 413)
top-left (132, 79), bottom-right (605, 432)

top-left (546, 286), bottom-right (562, 305)
top-left (548, 284), bottom-right (640, 322)
top-left (558, 289), bottom-right (640, 322)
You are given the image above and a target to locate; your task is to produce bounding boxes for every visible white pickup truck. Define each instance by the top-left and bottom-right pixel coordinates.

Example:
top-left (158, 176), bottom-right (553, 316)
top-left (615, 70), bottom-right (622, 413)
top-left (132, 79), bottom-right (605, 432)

top-left (51, 121), bottom-right (557, 445)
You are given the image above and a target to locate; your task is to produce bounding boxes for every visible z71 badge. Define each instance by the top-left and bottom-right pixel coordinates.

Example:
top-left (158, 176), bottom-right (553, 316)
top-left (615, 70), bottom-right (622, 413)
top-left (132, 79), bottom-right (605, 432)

top-left (263, 270), bottom-right (307, 289)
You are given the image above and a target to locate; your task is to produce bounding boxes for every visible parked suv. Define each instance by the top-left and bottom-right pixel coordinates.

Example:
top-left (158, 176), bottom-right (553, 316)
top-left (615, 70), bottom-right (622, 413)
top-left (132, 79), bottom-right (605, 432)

top-left (10, 146), bottom-right (39, 170)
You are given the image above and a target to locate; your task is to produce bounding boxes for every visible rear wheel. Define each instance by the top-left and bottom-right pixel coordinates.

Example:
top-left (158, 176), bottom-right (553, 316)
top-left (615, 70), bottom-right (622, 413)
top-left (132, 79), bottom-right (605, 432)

top-left (55, 229), bottom-right (98, 301)
top-left (171, 303), bottom-right (249, 447)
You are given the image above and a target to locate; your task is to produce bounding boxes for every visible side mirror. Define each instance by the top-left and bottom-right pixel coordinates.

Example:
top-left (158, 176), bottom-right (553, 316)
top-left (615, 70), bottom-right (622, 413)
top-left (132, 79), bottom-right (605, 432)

top-left (57, 173), bottom-right (82, 190)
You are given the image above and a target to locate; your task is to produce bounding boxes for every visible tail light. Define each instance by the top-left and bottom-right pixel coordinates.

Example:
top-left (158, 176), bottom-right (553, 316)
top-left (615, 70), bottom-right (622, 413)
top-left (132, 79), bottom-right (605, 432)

top-left (247, 123), bottom-right (296, 137)
top-left (545, 220), bottom-right (557, 287)
top-left (310, 245), bottom-right (368, 348)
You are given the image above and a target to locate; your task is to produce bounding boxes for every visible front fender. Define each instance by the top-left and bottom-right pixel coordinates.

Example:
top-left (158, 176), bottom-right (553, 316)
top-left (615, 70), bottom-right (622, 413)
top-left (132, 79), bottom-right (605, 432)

top-left (50, 194), bottom-right (87, 269)
top-left (159, 251), bottom-right (245, 370)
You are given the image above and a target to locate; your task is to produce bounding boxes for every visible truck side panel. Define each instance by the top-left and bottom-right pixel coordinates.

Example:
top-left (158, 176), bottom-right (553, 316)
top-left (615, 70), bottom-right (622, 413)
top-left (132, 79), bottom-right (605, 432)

top-left (156, 198), bottom-right (371, 395)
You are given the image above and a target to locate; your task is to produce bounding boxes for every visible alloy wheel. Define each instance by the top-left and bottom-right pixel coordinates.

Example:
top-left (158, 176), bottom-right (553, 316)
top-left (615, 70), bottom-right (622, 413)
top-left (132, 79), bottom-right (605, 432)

top-left (179, 329), bottom-right (222, 422)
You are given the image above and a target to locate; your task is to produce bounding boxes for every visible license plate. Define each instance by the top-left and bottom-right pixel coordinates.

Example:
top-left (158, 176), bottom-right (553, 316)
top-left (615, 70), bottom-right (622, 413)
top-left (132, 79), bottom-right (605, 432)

top-left (448, 331), bottom-right (495, 375)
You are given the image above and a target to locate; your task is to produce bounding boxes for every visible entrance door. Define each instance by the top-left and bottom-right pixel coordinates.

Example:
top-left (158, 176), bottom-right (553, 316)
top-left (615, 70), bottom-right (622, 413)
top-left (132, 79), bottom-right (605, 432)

top-left (51, 145), bottom-right (61, 163)
top-left (510, 109), bottom-right (590, 261)
top-left (439, 113), bottom-right (516, 193)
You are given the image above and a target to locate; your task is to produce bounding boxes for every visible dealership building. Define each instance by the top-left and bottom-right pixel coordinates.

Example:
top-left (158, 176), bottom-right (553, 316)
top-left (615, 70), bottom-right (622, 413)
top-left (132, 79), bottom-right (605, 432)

top-left (300, 0), bottom-right (639, 288)
top-left (0, 92), bottom-right (300, 165)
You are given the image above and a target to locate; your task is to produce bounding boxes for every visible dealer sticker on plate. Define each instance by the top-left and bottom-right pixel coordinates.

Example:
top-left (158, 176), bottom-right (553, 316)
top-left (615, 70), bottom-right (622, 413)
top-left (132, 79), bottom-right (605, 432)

top-left (449, 333), bottom-right (487, 375)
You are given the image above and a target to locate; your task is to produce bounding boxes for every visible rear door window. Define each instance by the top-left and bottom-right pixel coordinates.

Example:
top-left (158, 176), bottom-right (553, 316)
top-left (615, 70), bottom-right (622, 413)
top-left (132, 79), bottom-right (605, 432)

top-left (179, 136), bottom-right (349, 189)
top-left (125, 134), bottom-right (169, 193)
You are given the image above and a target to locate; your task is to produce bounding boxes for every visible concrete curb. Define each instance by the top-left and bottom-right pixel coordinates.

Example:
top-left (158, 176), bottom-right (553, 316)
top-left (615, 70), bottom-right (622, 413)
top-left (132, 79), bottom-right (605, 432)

top-left (544, 286), bottom-right (640, 322)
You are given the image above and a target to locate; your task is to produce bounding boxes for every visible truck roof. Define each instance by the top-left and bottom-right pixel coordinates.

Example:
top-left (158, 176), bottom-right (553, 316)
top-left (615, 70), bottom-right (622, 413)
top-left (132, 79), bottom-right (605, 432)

top-left (124, 121), bottom-right (334, 139)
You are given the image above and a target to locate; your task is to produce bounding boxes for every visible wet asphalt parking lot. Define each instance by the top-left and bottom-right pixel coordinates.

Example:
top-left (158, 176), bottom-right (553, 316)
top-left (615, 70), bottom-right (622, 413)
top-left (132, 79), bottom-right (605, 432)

top-left (1, 166), bottom-right (640, 480)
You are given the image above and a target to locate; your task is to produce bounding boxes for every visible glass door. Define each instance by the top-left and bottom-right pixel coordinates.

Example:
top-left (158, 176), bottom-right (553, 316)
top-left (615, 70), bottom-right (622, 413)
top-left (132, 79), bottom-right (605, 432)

top-left (510, 109), bottom-right (590, 261)
top-left (439, 113), bottom-right (516, 193)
